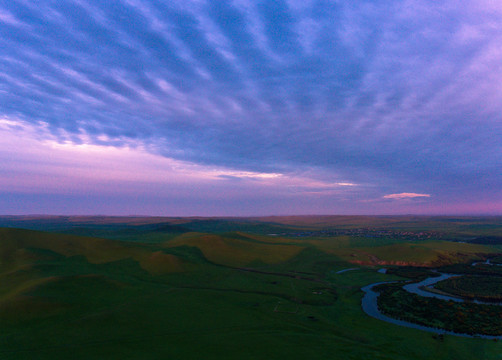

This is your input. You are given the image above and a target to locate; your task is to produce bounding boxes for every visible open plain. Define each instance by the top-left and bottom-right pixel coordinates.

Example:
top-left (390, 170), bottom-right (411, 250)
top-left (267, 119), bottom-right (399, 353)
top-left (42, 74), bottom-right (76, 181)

top-left (1, 216), bottom-right (501, 359)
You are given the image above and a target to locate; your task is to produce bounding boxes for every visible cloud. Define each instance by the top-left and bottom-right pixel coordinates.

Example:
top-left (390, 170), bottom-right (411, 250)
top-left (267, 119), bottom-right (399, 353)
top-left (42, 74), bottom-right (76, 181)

top-left (0, 1), bottom-right (501, 213)
top-left (0, 116), bottom-right (359, 204)
top-left (0, 8), bottom-right (25, 27)
top-left (383, 193), bottom-right (431, 200)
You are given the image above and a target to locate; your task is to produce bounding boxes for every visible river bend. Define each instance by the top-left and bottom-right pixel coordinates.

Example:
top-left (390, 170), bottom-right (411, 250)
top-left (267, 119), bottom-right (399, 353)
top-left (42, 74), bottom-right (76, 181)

top-left (361, 272), bottom-right (502, 339)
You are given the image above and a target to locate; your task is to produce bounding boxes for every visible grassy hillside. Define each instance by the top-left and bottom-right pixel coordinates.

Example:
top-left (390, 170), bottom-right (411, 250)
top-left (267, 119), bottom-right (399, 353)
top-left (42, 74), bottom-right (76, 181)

top-left (1, 219), bottom-right (502, 359)
top-left (0, 228), bottom-right (188, 275)
top-left (163, 232), bottom-right (304, 267)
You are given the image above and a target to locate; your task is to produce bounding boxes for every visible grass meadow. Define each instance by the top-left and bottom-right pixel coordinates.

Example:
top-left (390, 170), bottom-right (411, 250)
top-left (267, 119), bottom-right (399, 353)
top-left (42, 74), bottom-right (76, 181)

top-left (1, 217), bottom-right (501, 359)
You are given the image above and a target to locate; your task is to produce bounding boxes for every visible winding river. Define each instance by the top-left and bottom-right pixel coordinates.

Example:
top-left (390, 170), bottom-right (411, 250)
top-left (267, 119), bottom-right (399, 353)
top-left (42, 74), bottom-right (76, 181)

top-left (361, 271), bottom-right (502, 339)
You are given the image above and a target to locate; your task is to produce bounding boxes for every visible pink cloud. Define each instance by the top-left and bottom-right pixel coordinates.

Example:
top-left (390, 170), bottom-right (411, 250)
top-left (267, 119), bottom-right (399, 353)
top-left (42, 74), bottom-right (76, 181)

top-left (383, 193), bottom-right (431, 200)
top-left (0, 117), bottom-right (358, 201)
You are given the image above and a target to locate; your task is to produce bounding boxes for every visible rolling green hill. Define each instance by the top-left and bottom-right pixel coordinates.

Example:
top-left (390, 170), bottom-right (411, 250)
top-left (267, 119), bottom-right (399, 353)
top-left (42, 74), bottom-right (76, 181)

top-left (1, 217), bottom-right (501, 359)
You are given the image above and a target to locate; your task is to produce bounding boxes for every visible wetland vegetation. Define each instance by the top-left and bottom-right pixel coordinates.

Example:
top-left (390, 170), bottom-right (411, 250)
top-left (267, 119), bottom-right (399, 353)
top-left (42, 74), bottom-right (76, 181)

top-left (375, 282), bottom-right (502, 336)
top-left (434, 275), bottom-right (502, 302)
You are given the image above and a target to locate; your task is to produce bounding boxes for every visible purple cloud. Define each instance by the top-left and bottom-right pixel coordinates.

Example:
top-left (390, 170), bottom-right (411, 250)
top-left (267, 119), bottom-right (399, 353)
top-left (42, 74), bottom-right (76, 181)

top-left (0, 0), bottom-right (501, 214)
top-left (383, 193), bottom-right (431, 200)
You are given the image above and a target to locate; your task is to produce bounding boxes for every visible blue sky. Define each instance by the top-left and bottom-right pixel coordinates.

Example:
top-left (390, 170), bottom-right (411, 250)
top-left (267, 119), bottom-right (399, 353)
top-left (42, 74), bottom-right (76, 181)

top-left (0, 0), bottom-right (501, 215)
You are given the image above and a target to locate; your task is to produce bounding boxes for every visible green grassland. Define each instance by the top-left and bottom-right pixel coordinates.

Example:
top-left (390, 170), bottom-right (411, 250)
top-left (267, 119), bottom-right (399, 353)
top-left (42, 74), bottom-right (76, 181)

top-left (1, 216), bottom-right (502, 359)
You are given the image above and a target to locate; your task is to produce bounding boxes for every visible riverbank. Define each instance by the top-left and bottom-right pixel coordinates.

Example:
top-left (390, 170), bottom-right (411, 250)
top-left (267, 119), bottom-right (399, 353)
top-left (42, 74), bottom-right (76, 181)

top-left (361, 272), bottom-right (502, 339)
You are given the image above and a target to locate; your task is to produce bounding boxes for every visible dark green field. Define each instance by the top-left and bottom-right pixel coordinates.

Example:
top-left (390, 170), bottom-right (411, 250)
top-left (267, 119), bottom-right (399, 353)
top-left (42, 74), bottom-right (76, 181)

top-left (1, 216), bottom-right (501, 359)
top-left (434, 275), bottom-right (502, 301)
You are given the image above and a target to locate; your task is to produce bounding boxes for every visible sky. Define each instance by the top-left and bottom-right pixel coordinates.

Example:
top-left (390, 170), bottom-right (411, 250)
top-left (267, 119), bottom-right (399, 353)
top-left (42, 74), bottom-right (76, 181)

top-left (0, 0), bottom-right (501, 216)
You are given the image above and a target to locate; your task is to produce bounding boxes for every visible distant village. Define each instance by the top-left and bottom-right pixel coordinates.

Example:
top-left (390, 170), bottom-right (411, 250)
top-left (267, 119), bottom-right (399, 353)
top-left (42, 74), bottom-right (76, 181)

top-left (270, 228), bottom-right (445, 240)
